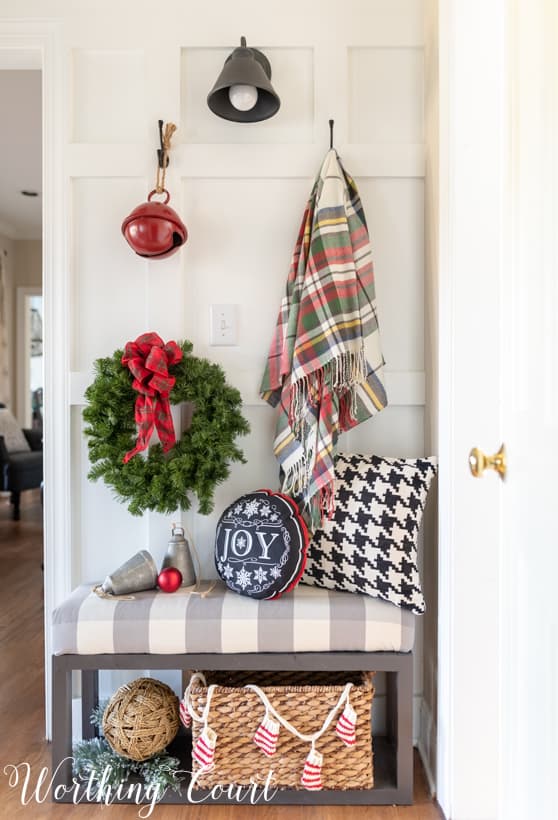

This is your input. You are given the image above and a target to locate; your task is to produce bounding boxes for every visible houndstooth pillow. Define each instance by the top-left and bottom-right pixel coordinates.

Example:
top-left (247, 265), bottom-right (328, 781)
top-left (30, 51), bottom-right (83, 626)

top-left (302, 453), bottom-right (437, 613)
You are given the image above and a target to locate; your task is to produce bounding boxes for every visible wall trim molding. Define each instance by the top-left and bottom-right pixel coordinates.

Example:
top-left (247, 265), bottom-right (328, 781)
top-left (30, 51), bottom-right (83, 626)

top-left (69, 368), bottom-right (427, 408)
top-left (67, 143), bottom-right (426, 180)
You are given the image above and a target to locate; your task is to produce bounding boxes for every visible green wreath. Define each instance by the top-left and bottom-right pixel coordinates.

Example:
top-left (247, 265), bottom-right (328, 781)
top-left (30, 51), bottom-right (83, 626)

top-left (83, 340), bottom-right (250, 516)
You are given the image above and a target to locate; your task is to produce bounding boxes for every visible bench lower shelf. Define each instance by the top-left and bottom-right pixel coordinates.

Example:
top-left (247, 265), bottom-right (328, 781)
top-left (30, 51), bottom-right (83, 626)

top-left (52, 651), bottom-right (413, 806)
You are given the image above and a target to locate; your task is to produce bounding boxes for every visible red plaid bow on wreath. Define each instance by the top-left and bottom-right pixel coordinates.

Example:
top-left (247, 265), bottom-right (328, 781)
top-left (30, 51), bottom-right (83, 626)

top-left (121, 332), bottom-right (183, 463)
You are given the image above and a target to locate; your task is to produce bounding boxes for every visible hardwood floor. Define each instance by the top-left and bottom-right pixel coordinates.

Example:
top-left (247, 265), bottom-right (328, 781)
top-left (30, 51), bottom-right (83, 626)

top-left (0, 492), bottom-right (444, 819)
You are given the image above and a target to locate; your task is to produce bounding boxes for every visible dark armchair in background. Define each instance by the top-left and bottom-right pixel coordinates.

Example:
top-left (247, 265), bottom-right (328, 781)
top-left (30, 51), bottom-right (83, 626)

top-left (0, 404), bottom-right (43, 521)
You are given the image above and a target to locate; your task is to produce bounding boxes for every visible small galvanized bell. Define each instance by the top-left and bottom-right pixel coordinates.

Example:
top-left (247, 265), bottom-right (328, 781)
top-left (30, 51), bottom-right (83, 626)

top-left (101, 550), bottom-right (158, 596)
top-left (161, 523), bottom-right (196, 587)
top-left (121, 189), bottom-right (187, 260)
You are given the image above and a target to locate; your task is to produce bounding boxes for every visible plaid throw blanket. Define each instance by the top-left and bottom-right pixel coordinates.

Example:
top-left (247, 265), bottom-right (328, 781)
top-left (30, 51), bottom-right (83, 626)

top-left (260, 150), bottom-right (387, 530)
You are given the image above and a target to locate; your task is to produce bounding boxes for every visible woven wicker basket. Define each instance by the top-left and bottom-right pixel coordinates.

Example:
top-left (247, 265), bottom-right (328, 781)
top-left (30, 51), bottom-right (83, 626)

top-left (189, 670), bottom-right (374, 790)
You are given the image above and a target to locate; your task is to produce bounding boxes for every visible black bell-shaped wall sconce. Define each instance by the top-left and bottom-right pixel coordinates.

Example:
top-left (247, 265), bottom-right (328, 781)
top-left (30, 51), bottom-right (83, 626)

top-left (207, 36), bottom-right (281, 123)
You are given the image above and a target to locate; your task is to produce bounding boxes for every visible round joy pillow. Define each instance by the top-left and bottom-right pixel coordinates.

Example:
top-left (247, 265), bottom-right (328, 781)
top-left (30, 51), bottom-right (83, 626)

top-left (215, 490), bottom-right (309, 599)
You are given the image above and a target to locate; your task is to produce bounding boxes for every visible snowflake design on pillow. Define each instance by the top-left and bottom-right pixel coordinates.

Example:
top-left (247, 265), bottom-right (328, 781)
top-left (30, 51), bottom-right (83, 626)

top-left (302, 454), bottom-right (437, 614)
top-left (254, 567), bottom-right (268, 584)
top-left (244, 499), bottom-right (260, 517)
top-left (236, 567), bottom-right (252, 590)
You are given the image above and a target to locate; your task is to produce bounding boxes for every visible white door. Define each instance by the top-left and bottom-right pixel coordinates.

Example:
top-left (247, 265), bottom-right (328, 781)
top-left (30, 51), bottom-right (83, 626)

top-left (438, 1), bottom-right (558, 819)
top-left (499, 2), bottom-right (558, 817)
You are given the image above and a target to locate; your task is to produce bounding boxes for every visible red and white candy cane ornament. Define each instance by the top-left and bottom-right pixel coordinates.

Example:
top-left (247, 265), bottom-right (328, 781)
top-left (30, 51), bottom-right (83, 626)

top-left (253, 713), bottom-right (280, 757)
top-left (192, 725), bottom-right (217, 769)
top-left (335, 701), bottom-right (357, 746)
top-left (179, 697), bottom-right (192, 729)
top-left (300, 746), bottom-right (324, 791)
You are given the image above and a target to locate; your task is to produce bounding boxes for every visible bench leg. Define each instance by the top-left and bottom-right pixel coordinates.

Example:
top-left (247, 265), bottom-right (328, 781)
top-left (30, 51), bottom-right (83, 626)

top-left (51, 656), bottom-right (73, 797)
top-left (81, 670), bottom-right (99, 739)
top-left (395, 653), bottom-right (414, 803)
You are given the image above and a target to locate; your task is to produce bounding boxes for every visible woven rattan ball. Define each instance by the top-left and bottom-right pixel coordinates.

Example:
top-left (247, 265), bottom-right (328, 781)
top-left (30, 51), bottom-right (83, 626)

top-left (102, 677), bottom-right (179, 761)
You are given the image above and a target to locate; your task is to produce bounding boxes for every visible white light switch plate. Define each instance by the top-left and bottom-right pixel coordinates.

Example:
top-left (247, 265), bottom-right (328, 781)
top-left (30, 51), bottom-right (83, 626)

top-left (210, 304), bottom-right (238, 346)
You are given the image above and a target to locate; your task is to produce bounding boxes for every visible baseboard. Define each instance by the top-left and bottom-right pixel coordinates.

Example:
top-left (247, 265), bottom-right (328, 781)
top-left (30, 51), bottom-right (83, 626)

top-left (417, 737), bottom-right (436, 797)
top-left (417, 697), bottom-right (437, 797)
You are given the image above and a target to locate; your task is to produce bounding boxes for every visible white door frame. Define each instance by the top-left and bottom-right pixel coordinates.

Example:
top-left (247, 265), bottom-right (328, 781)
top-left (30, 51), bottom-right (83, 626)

top-left (0, 20), bottom-right (71, 740)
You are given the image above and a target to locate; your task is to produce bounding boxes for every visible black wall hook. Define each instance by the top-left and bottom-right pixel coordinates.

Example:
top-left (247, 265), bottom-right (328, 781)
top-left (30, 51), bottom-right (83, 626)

top-left (329, 119), bottom-right (334, 149)
top-left (157, 119), bottom-right (170, 169)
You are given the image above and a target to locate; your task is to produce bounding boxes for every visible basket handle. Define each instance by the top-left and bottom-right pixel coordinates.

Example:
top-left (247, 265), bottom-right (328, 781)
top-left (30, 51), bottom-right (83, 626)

top-left (182, 672), bottom-right (216, 725)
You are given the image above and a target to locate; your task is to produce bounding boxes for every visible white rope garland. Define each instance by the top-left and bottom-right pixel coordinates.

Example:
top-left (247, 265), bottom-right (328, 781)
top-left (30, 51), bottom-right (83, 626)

top-left (246, 681), bottom-right (353, 746)
top-left (184, 672), bottom-right (354, 747)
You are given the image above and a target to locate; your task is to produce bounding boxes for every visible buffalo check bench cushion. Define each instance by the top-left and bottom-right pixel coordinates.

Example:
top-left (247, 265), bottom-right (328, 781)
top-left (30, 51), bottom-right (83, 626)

top-left (52, 580), bottom-right (414, 655)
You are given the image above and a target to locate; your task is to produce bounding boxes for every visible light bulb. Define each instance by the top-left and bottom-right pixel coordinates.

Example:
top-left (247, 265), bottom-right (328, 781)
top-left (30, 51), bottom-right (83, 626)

top-left (228, 84), bottom-right (258, 112)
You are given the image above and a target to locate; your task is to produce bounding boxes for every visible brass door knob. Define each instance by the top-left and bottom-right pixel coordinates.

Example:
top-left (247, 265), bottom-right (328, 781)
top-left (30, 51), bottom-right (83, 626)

top-left (468, 443), bottom-right (507, 480)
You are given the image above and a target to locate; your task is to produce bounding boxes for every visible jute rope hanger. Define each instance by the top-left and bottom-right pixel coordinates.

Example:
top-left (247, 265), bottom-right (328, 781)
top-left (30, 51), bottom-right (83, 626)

top-left (155, 121), bottom-right (177, 194)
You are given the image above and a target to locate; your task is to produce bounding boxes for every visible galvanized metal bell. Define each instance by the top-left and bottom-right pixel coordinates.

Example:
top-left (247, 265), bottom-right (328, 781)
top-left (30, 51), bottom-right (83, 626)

top-left (161, 523), bottom-right (196, 588)
top-left (121, 189), bottom-right (187, 260)
top-left (101, 550), bottom-right (158, 596)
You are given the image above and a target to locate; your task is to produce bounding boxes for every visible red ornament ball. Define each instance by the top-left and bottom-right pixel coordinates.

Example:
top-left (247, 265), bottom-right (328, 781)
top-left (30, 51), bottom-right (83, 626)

top-left (157, 567), bottom-right (183, 593)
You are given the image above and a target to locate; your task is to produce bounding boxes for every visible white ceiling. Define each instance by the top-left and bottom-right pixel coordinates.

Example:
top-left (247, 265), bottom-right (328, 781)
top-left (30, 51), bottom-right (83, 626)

top-left (0, 70), bottom-right (42, 240)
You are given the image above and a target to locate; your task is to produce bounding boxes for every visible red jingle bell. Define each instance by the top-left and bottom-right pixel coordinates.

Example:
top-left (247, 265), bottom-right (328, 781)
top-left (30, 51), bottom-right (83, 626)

top-left (157, 567), bottom-right (183, 593)
top-left (121, 189), bottom-right (188, 260)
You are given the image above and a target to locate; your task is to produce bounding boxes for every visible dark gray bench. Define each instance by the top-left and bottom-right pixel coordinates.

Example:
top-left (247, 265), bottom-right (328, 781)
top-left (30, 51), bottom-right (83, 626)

top-left (51, 583), bottom-right (414, 805)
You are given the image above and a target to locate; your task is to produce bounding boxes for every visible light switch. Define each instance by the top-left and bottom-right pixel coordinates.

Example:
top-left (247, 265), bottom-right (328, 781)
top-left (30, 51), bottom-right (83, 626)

top-left (210, 304), bottom-right (238, 346)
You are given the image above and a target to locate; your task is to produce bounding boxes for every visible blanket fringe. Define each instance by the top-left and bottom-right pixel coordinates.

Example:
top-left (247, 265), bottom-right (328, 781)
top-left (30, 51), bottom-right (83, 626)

top-left (282, 348), bottom-right (368, 529)
top-left (320, 484), bottom-right (335, 520)
top-left (282, 450), bottom-right (311, 497)
top-left (289, 348), bottom-right (366, 432)
top-left (301, 485), bottom-right (334, 533)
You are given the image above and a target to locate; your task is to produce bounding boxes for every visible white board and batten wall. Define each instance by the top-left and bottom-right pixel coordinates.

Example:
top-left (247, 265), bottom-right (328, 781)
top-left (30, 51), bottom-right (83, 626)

top-left (0, 0), bottom-right (436, 768)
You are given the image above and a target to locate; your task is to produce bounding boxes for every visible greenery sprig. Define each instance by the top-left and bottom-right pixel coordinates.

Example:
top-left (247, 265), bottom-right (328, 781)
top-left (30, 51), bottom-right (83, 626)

top-left (82, 340), bottom-right (250, 516)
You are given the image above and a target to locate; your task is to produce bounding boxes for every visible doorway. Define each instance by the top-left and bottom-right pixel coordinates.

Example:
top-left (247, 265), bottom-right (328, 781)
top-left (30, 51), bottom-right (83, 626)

top-left (0, 67), bottom-right (42, 427)
top-left (0, 19), bottom-right (87, 743)
top-left (16, 286), bottom-right (43, 430)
